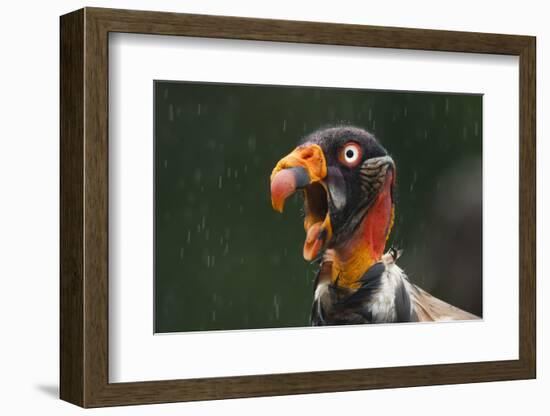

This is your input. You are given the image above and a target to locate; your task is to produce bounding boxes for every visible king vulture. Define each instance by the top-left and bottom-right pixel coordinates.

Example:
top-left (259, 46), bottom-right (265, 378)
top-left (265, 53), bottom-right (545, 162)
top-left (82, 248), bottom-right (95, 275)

top-left (270, 126), bottom-right (478, 325)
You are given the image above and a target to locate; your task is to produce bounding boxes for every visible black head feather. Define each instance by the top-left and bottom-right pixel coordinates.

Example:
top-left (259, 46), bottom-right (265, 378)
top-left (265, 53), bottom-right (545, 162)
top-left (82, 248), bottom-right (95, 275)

top-left (300, 126), bottom-right (394, 245)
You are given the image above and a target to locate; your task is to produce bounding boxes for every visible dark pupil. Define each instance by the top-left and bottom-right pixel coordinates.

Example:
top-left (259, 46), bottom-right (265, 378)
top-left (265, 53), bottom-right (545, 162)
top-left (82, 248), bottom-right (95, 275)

top-left (346, 149), bottom-right (355, 159)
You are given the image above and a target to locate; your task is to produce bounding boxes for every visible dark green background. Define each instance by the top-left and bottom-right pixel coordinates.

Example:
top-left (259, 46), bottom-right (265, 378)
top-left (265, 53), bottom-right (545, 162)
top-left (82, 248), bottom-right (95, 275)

top-left (154, 81), bottom-right (483, 333)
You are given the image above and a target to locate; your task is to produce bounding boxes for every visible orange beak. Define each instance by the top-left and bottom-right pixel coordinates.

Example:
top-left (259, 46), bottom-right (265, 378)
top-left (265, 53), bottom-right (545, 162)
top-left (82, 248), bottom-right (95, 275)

top-left (270, 144), bottom-right (326, 212)
top-left (270, 144), bottom-right (332, 261)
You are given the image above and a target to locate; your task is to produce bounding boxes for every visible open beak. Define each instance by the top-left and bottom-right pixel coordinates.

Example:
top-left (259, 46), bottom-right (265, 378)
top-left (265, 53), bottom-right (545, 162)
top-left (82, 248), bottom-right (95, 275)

top-left (270, 144), bottom-right (333, 261)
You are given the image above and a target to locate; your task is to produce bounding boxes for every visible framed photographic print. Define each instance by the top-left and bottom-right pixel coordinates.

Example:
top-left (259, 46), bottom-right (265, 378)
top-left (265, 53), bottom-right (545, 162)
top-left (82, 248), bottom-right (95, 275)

top-left (60, 7), bottom-right (536, 408)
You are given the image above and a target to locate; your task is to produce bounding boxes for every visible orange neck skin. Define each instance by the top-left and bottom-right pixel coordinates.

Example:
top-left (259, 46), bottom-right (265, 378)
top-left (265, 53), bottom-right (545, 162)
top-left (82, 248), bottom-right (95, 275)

top-left (325, 172), bottom-right (395, 290)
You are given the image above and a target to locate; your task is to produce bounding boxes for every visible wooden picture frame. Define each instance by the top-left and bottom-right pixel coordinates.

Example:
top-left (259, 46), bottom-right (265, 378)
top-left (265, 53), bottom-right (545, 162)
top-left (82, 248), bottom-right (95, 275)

top-left (60, 7), bottom-right (536, 408)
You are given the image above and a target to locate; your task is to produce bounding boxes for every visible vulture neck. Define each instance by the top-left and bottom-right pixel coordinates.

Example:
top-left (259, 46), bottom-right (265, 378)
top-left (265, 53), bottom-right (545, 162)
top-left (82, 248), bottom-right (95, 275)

top-left (326, 179), bottom-right (394, 290)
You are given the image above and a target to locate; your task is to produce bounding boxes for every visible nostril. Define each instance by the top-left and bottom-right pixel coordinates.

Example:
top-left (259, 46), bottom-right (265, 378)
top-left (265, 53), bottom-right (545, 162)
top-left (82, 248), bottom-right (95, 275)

top-left (301, 149), bottom-right (314, 159)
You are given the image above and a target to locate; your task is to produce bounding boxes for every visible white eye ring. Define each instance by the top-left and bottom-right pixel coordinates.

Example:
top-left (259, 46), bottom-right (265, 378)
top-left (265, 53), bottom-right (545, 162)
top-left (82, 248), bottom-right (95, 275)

top-left (343, 145), bottom-right (359, 164)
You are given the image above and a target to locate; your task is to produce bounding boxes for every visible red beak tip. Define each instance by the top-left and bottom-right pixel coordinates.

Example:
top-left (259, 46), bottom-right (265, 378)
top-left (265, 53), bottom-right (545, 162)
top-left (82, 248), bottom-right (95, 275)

top-left (270, 169), bottom-right (298, 213)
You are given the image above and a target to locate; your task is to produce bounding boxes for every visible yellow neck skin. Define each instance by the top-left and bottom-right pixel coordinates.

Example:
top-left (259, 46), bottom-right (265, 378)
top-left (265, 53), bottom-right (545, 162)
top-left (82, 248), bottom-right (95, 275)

top-left (324, 246), bottom-right (377, 290)
top-left (323, 228), bottom-right (381, 289)
top-left (325, 193), bottom-right (395, 290)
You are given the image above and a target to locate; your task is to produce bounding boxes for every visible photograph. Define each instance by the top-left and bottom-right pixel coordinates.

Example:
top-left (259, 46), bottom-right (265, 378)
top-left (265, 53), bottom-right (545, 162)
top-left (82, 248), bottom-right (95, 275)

top-left (154, 81), bottom-right (482, 333)
top-left (52, 5), bottom-right (537, 410)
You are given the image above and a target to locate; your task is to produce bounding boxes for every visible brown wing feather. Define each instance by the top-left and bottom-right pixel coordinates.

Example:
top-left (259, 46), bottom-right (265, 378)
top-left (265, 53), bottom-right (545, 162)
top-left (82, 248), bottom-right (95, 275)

top-left (409, 284), bottom-right (479, 321)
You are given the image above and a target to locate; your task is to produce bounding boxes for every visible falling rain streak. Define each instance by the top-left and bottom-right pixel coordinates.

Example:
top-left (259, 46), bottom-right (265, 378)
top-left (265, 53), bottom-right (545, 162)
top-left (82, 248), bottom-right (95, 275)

top-left (168, 104), bottom-right (174, 121)
top-left (273, 295), bottom-right (280, 320)
top-left (248, 136), bottom-right (256, 152)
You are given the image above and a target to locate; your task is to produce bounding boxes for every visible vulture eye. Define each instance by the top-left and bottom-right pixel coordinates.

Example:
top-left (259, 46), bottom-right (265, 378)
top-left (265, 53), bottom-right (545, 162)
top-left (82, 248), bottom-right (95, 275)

top-left (339, 142), bottom-right (362, 167)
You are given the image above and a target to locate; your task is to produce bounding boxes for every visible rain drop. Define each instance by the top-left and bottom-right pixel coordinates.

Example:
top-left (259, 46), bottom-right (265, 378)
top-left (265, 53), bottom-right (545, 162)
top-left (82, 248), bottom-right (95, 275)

top-left (194, 168), bottom-right (202, 184)
top-left (248, 136), bottom-right (256, 152)
top-left (273, 295), bottom-right (280, 320)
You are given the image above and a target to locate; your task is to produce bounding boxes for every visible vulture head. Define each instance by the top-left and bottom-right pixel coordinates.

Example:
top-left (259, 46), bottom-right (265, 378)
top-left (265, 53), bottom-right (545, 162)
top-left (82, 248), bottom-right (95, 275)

top-left (270, 126), bottom-right (396, 289)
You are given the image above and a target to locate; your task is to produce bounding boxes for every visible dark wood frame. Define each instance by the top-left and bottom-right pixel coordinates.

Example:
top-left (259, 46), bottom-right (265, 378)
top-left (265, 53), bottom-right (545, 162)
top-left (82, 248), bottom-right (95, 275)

top-left (60, 7), bottom-right (536, 408)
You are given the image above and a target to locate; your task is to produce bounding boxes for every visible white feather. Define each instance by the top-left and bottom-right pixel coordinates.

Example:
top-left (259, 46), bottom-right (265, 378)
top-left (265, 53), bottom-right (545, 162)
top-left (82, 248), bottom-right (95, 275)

top-left (368, 263), bottom-right (414, 323)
